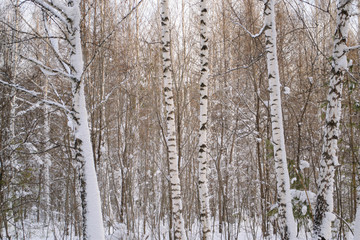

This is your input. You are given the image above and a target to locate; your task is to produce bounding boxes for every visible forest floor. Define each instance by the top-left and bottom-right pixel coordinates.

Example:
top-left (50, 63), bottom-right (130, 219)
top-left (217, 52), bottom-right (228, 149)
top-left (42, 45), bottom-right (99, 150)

top-left (5, 217), bottom-right (355, 240)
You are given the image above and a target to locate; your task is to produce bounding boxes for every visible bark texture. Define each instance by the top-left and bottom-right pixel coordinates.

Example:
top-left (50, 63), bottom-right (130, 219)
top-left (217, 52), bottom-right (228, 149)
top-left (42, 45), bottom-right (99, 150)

top-left (31, 0), bottom-right (106, 239)
top-left (313, 1), bottom-right (352, 239)
top-left (355, 171), bottom-right (360, 240)
top-left (160, 0), bottom-right (186, 239)
top-left (69, 2), bottom-right (105, 240)
top-left (198, 0), bottom-right (211, 239)
top-left (263, 0), bottom-right (296, 239)
top-left (43, 79), bottom-right (50, 222)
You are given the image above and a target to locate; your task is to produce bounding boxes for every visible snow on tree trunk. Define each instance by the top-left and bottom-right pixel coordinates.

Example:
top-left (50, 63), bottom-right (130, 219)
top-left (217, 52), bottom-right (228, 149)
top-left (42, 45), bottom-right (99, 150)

top-left (263, 0), bottom-right (296, 239)
top-left (31, 0), bottom-right (106, 239)
top-left (73, 82), bottom-right (105, 240)
top-left (312, 1), bottom-right (352, 239)
top-left (68, 2), bottom-right (105, 240)
top-left (198, 0), bottom-right (211, 239)
top-left (160, 0), bottom-right (186, 239)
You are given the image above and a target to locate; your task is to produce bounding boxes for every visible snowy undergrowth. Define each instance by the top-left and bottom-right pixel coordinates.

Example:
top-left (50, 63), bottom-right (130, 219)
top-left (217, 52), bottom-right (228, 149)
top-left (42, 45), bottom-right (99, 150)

top-left (5, 217), bottom-right (80, 240)
top-left (107, 219), bottom-right (265, 240)
top-left (4, 216), bottom-right (355, 239)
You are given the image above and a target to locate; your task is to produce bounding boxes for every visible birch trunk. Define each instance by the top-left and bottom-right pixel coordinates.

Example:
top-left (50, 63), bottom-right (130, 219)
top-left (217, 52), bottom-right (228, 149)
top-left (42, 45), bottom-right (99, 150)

top-left (354, 161), bottom-right (360, 239)
top-left (354, 2), bottom-right (360, 238)
top-left (312, 1), bottom-right (351, 239)
top-left (1, 2), bottom-right (20, 236)
top-left (68, 2), bottom-right (105, 240)
top-left (42, 19), bottom-right (51, 222)
top-left (198, 0), bottom-right (211, 239)
top-left (160, 0), bottom-right (186, 239)
top-left (31, 0), bottom-right (106, 239)
top-left (263, 0), bottom-right (296, 239)
top-left (7, 2), bottom-right (20, 233)
top-left (43, 77), bottom-right (50, 223)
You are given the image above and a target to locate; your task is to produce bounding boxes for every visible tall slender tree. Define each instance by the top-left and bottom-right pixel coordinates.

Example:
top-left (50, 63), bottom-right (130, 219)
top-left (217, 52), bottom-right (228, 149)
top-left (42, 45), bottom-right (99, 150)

top-left (160, 0), bottom-right (186, 239)
top-left (29, 1), bottom-right (106, 239)
top-left (354, 154), bottom-right (360, 239)
top-left (42, 76), bottom-right (51, 222)
top-left (0, 1), bottom-right (20, 237)
top-left (353, 4), bottom-right (360, 239)
top-left (198, 0), bottom-right (211, 239)
top-left (313, 1), bottom-right (352, 239)
top-left (263, 0), bottom-right (296, 239)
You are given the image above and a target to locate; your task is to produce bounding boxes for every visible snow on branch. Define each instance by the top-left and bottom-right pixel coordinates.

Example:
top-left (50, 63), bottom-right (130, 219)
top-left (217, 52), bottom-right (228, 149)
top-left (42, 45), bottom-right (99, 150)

top-left (299, 0), bottom-right (331, 13)
top-left (48, 0), bottom-right (69, 14)
top-left (0, 79), bottom-right (39, 96)
top-left (48, 81), bottom-right (70, 115)
top-left (22, 56), bottom-right (74, 79)
top-left (31, 0), bottom-right (69, 24)
top-left (42, 11), bottom-right (72, 74)
top-left (234, 21), bottom-right (266, 38)
top-left (346, 45), bottom-right (360, 51)
top-left (16, 101), bottom-right (42, 117)
top-left (346, 69), bottom-right (360, 83)
top-left (228, 2), bottom-right (265, 38)
top-left (0, 79), bottom-right (72, 114)
top-left (90, 86), bottom-right (119, 113)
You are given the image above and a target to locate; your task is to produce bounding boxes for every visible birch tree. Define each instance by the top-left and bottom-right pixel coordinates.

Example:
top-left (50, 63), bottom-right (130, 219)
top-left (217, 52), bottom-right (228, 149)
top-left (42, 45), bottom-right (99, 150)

top-left (354, 151), bottom-right (360, 239)
top-left (0, 2), bottom-right (19, 237)
top-left (41, 13), bottom-right (52, 223)
top-left (160, 0), bottom-right (186, 239)
top-left (42, 76), bottom-right (51, 222)
top-left (353, 3), bottom-right (360, 238)
top-left (263, 0), bottom-right (296, 239)
top-left (198, 0), bottom-right (211, 238)
top-left (312, 1), bottom-right (352, 239)
top-left (28, 1), bottom-right (105, 239)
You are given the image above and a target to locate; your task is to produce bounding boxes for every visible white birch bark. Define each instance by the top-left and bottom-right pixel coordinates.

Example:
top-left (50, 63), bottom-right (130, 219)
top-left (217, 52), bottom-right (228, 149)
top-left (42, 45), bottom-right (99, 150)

top-left (198, 0), bottom-right (211, 239)
top-left (263, 0), bottom-right (296, 239)
top-left (68, 3), bottom-right (105, 240)
top-left (8, 0), bottom-right (19, 142)
top-left (313, 1), bottom-right (352, 239)
top-left (31, 1), bottom-right (105, 239)
top-left (43, 77), bottom-right (50, 222)
top-left (355, 172), bottom-right (360, 240)
top-left (160, 0), bottom-right (186, 239)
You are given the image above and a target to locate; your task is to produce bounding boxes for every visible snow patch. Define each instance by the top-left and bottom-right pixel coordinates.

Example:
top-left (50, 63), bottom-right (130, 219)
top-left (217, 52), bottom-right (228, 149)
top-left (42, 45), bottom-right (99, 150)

top-left (291, 189), bottom-right (316, 204)
top-left (284, 86), bottom-right (290, 95)
top-left (300, 160), bottom-right (310, 170)
top-left (301, 205), bottom-right (307, 215)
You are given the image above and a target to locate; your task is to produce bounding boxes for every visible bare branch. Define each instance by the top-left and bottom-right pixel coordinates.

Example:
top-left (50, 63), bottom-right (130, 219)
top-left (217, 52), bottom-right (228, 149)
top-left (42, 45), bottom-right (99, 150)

top-left (84, 0), bottom-right (144, 72)
top-left (346, 45), bottom-right (360, 51)
top-left (31, 0), bottom-right (69, 24)
top-left (21, 55), bottom-right (74, 79)
top-left (233, 21), bottom-right (266, 38)
top-left (0, 79), bottom-right (72, 114)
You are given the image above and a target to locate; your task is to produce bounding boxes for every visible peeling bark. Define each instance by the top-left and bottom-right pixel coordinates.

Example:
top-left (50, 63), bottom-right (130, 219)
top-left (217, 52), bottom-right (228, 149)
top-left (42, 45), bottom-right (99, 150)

top-left (313, 1), bottom-right (352, 239)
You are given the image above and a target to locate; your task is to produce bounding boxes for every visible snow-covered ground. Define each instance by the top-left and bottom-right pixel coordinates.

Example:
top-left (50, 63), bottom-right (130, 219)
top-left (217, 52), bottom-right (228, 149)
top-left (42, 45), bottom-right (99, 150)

top-left (4, 216), bottom-right (355, 239)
